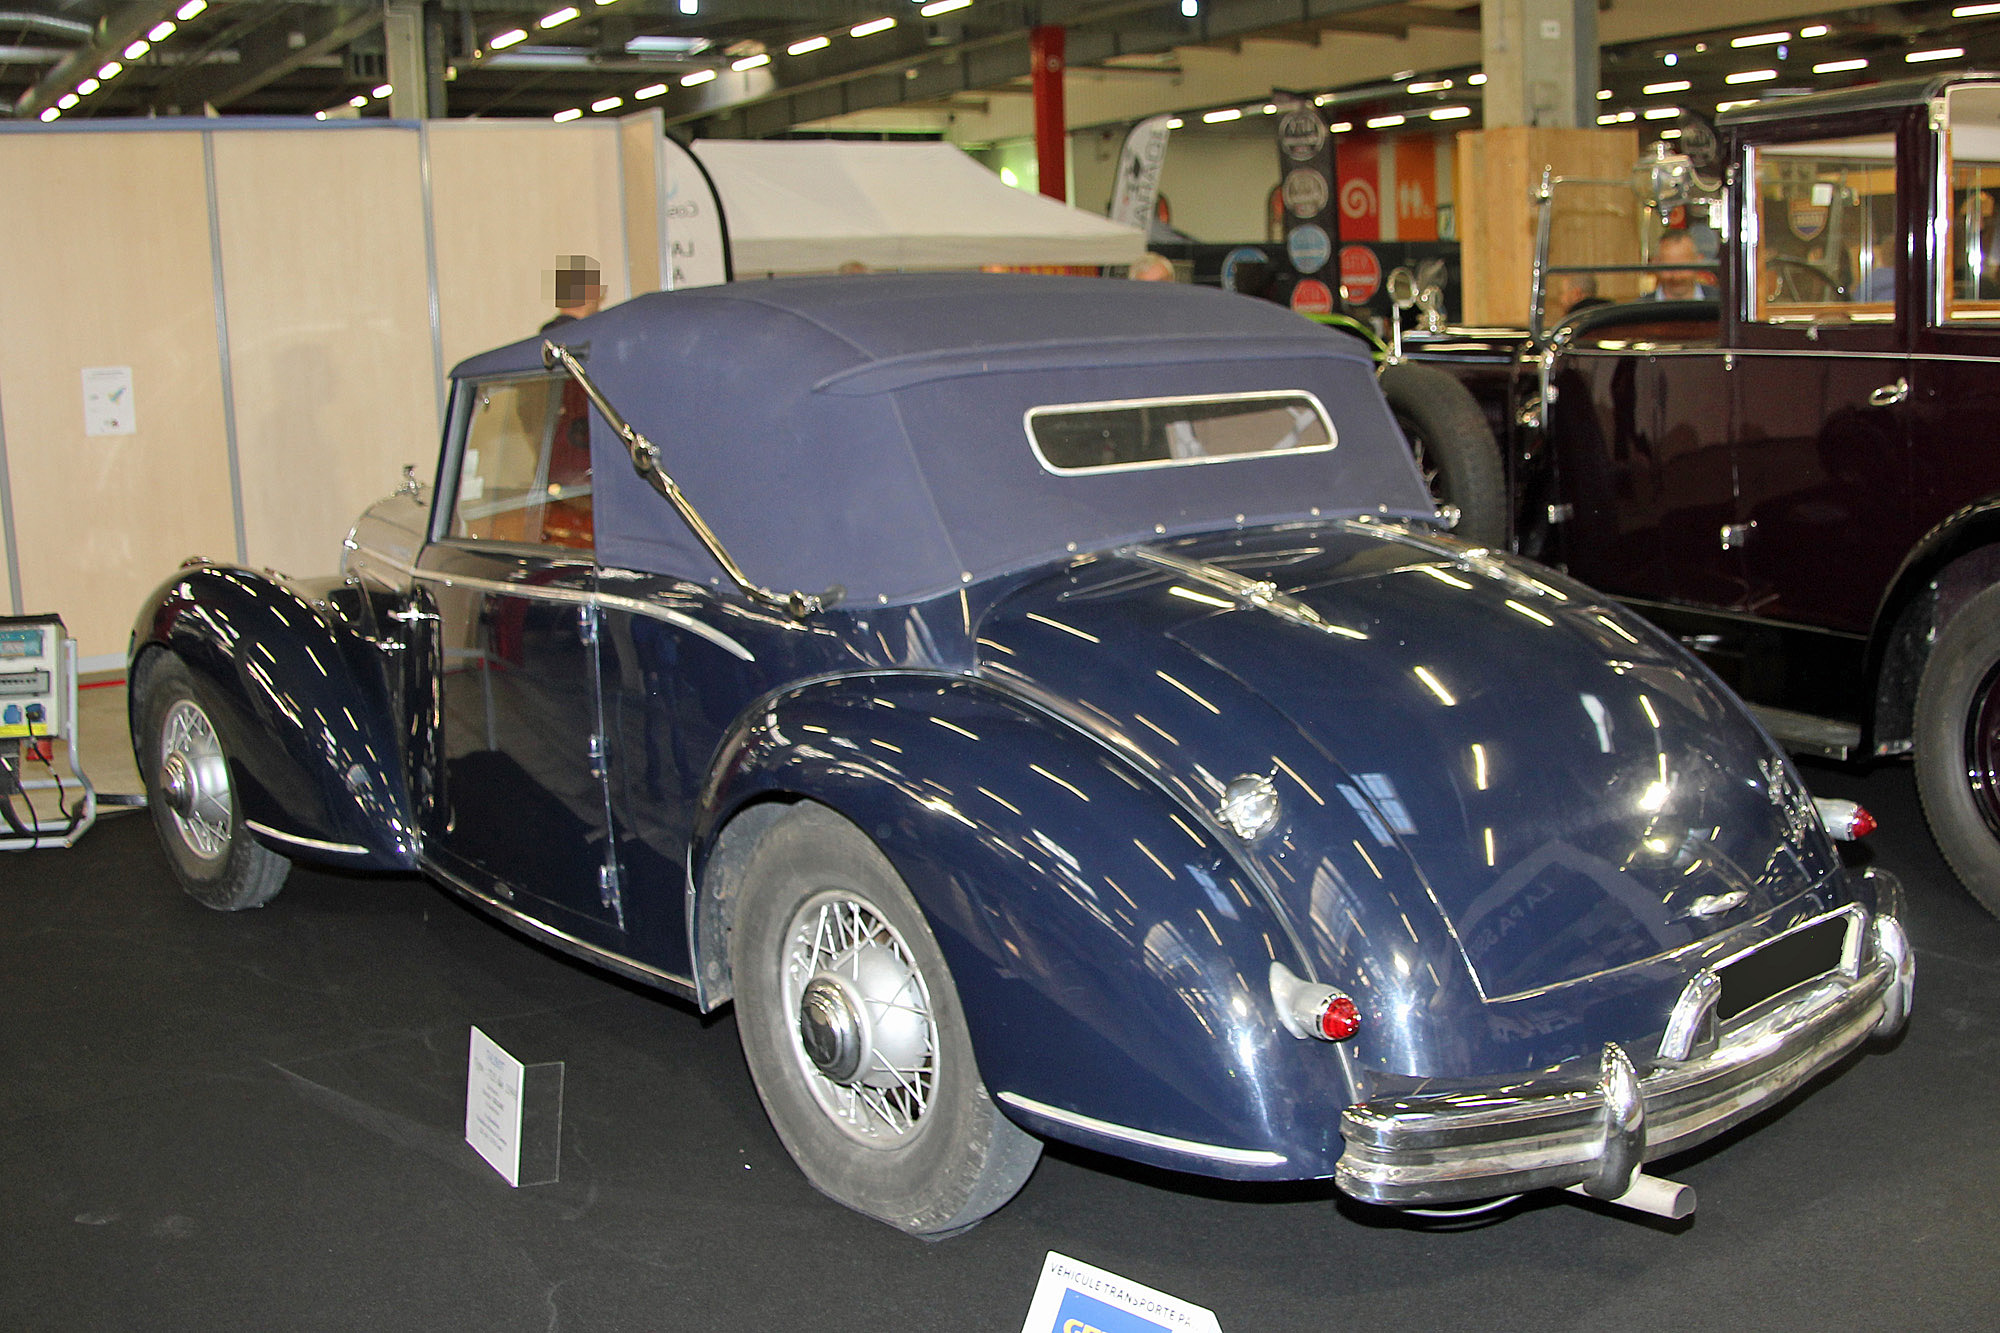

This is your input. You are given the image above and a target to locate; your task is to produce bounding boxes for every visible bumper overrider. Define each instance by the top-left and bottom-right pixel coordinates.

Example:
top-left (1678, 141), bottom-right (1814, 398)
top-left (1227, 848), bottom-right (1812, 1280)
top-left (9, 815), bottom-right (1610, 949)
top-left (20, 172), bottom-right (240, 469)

top-left (1335, 882), bottom-right (1914, 1210)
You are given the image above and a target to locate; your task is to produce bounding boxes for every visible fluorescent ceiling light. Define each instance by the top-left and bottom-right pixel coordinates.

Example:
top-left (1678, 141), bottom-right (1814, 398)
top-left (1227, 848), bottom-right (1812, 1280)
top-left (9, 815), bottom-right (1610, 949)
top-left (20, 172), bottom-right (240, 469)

top-left (1814, 58), bottom-right (1868, 74)
top-left (681, 68), bottom-right (716, 86)
top-left (1596, 88), bottom-right (1612, 99)
top-left (77, 77), bottom-right (98, 94)
top-left (1726, 68), bottom-right (1778, 84)
top-left (553, 107), bottom-right (583, 122)
top-left (920, 0), bottom-right (971, 14)
top-left (1165, 117), bottom-right (1183, 129)
top-left (98, 60), bottom-right (122, 79)
top-left (1407, 79), bottom-right (1452, 94)
top-left (1430, 106), bottom-right (1472, 120)
top-left (39, 107), bottom-right (58, 121)
top-left (626, 35), bottom-right (709, 54)
top-left (1366, 114), bottom-right (1405, 128)
top-left (1643, 106), bottom-right (1679, 120)
top-left (539, 7), bottom-right (579, 30)
top-left (348, 94), bottom-right (367, 107)
top-left (1801, 24), bottom-right (1830, 36)
top-left (592, 96), bottom-right (622, 112)
top-left (1330, 121), bottom-right (1352, 132)
top-left (1643, 79), bottom-right (1691, 94)
top-left (788, 36), bottom-right (830, 55)
top-left (1467, 73), bottom-right (1486, 85)
top-left (851, 17), bottom-right (896, 37)
top-left (1731, 32), bottom-right (1790, 47)
top-left (1907, 48), bottom-right (1966, 63)
top-left (373, 83), bottom-right (392, 98)
top-left (732, 53), bottom-right (770, 71)
top-left (57, 93), bottom-right (77, 108)
top-left (149, 21), bottom-right (175, 41)
top-left (634, 83), bottom-right (667, 99)
top-left (491, 29), bottom-right (528, 50)
top-left (176, 0), bottom-right (206, 18)
top-left (124, 39), bottom-right (149, 59)
top-left (1201, 108), bottom-right (1242, 123)
top-left (1953, 3), bottom-right (2000, 16)
top-left (1716, 99), bottom-right (1761, 112)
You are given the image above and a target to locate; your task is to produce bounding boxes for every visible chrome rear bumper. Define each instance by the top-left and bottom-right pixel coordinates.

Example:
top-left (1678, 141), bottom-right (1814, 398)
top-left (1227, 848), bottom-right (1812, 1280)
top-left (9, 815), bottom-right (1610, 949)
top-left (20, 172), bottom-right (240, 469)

top-left (1336, 902), bottom-right (1913, 1208)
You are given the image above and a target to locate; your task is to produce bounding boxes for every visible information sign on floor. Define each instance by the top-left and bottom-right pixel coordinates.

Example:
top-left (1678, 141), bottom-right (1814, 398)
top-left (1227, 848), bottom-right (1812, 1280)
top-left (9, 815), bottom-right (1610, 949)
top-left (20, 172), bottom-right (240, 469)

top-left (465, 1026), bottom-right (564, 1187)
top-left (1020, 1251), bottom-right (1222, 1333)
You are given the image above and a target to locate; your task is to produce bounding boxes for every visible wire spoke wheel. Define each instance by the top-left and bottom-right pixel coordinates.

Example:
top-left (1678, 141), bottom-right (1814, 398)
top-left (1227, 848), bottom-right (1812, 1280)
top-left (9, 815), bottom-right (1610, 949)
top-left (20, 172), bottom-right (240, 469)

top-left (727, 802), bottom-right (1040, 1235)
top-left (159, 699), bottom-right (234, 862)
top-left (783, 891), bottom-right (938, 1142)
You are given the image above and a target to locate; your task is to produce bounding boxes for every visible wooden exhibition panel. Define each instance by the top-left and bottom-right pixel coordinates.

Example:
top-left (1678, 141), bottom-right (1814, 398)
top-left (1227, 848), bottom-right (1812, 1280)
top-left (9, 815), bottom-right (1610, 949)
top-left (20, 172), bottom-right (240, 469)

top-left (621, 110), bottom-right (666, 296)
top-left (427, 120), bottom-right (630, 371)
top-left (0, 130), bottom-right (237, 659)
top-left (210, 127), bottom-right (438, 582)
top-left (1454, 127), bottom-right (1641, 326)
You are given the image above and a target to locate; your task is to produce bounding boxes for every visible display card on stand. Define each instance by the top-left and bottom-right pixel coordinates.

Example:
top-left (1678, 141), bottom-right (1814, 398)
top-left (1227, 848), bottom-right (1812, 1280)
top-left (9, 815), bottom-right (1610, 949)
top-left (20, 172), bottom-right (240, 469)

top-left (465, 1026), bottom-right (564, 1187)
top-left (1019, 1251), bottom-right (1222, 1333)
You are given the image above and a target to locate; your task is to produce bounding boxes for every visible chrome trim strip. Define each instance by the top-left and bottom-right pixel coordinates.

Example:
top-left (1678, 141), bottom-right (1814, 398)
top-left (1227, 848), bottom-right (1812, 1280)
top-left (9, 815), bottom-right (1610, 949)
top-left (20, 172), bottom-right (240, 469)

top-left (0, 371), bottom-right (20, 614)
top-left (354, 545), bottom-right (757, 662)
top-left (1565, 346), bottom-right (1910, 361)
top-left (997, 1091), bottom-right (1289, 1167)
top-left (423, 856), bottom-right (698, 999)
top-left (245, 821), bottom-right (371, 856)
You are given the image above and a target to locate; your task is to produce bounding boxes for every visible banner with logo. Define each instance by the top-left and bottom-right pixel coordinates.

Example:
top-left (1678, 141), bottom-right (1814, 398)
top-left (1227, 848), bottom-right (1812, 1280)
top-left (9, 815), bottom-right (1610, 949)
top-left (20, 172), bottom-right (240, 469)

top-left (661, 132), bottom-right (733, 289)
top-left (1338, 134), bottom-right (1440, 243)
top-left (1108, 115), bottom-right (1173, 236)
top-left (1272, 92), bottom-right (1339, 315)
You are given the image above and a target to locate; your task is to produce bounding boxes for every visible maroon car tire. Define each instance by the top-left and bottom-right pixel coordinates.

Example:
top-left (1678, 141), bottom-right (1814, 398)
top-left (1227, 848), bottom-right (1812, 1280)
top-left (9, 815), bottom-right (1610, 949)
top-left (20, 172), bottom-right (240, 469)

top-left (1378, 360), bottom-right (1508, 546)
top-left (1915, 581), bottom-right (2000, 918)
top-left (727, 802), bottom-right (1040, 1236)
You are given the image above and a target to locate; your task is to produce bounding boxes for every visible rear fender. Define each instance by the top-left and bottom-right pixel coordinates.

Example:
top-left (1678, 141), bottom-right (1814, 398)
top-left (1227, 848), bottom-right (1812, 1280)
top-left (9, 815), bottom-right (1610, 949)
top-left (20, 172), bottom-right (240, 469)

top-left (130, 562), bottom-right (418, 869)
top-left (692, 673), bottom-right (1356, 1180)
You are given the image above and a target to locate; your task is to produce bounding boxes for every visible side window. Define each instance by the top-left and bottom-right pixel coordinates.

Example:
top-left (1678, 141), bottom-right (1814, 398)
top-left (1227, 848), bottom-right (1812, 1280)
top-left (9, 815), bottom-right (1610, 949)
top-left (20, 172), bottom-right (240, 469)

top-left (1747, 134), bottom-right (1898, 322)
top-left (1945, 85), bottom-right (2000, 319)
top-left (451, 375), bottom-right (594, 550)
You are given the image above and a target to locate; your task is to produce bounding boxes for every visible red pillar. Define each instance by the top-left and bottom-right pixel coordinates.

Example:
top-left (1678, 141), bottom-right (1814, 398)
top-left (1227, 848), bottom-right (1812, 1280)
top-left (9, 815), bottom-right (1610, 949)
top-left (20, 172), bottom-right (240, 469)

top-left (1031, 25), bottom-right (1066, 202)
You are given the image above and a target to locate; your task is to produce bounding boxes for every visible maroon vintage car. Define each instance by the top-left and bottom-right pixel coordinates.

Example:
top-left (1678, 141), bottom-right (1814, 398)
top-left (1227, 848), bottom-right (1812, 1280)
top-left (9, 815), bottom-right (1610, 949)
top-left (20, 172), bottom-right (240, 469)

top-left (1403, 74), bottom-right (2000, 916)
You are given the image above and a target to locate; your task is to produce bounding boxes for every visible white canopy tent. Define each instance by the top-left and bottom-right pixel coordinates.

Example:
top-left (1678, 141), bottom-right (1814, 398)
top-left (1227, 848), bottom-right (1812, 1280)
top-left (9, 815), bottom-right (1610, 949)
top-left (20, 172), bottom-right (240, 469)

top-left (690, 139), bottom-right (1146, 275)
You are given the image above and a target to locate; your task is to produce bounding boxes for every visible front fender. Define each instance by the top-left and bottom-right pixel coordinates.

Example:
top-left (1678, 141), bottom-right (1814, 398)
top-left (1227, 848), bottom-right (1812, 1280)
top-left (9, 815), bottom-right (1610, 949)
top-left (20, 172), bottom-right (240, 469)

top-left (694, 673), bottom-right (1357, 1180)
top-left (130, 562), bottom-right (418, 870)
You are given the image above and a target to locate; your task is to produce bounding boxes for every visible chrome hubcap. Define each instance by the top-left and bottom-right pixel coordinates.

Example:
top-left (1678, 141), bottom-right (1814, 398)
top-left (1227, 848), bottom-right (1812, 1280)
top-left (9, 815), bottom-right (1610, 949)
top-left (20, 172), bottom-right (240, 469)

top-left (782, 891), bottom-right (936, 1144)
top-left (159, 699), bottom-right (233, 862)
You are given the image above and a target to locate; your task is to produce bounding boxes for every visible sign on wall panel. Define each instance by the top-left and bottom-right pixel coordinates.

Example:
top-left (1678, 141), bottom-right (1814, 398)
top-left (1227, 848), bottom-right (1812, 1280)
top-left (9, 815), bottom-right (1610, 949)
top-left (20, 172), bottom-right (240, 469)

top-left (0, 132), bottom-right (236, 658)
top-left (426, 121), bottom-right (630, 372)
top-left (620, 110), bottom-right (664, 296)
top-left (209, 128), bottom-right (437, 584)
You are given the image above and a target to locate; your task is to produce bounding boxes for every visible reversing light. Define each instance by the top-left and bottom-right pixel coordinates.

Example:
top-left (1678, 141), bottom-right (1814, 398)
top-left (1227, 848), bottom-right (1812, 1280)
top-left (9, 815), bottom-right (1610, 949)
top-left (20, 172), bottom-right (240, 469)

top-left (1814, 798), bottom-right (1877, 841)
top-left (1270, 962), bottom-right (1362, 1042)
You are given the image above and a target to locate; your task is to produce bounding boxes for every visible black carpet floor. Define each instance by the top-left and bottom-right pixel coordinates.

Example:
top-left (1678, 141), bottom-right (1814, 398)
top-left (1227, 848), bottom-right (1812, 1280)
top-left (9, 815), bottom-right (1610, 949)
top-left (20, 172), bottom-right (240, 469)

top-left (3, 760), bottom-right (1996, 1331)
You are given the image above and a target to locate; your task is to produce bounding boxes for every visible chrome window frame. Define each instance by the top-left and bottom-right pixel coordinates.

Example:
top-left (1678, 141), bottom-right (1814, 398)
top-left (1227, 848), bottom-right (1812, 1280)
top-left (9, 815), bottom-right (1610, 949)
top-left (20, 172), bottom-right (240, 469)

top-left (1022, 389), bottom-right (1338, 478)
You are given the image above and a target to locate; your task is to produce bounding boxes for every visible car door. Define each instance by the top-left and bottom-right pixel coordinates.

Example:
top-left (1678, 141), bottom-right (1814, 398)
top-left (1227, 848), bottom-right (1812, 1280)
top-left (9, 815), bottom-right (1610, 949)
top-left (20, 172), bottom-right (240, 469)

top-left (1729, 122), bottom-right (1913, 635)
top-left (417, 370), bottom-right (623, 935)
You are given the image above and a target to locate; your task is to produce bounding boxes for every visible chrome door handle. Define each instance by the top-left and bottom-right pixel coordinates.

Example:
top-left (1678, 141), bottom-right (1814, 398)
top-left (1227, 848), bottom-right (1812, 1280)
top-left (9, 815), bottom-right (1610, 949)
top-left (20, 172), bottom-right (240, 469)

top-left (1868, 377), bottom-right (1909, 407)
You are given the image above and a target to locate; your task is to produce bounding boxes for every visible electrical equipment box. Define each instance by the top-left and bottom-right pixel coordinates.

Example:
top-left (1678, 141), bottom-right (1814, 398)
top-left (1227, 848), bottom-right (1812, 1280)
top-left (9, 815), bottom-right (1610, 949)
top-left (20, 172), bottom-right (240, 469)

top-left (0, 615), bottom-right (64, 740)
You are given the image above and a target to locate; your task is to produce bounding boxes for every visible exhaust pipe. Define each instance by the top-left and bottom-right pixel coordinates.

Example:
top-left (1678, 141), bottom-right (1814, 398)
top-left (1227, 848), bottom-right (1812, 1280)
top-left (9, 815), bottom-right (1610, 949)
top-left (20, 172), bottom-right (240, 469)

top-left (1566, 1172), bottom-right (1696, 1220)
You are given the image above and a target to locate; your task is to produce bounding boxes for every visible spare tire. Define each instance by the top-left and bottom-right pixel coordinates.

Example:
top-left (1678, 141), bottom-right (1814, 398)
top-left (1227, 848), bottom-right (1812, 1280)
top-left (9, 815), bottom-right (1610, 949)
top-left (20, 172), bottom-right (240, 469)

top-left (1377, 360), bottom-right (1508, 546)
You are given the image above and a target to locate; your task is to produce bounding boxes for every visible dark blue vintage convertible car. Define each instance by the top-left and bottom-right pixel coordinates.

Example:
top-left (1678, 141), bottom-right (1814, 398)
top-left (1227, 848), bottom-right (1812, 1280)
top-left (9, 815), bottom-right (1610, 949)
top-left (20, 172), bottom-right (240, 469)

top-left (130, 274), bottom-right (1910, 1234)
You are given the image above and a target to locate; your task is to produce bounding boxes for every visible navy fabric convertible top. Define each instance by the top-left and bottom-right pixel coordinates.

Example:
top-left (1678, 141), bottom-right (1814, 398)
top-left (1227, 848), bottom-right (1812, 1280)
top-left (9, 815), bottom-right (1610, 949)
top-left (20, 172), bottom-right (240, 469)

top-left (451, 273), bottom-right (1435, 605)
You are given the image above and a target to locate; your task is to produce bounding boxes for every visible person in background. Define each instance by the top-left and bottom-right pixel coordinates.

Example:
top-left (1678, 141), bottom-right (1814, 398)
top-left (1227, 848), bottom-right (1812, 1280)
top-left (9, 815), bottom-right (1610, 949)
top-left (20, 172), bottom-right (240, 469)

top-left (542, 254), bottom-right (605, 332)
top-left (1648, 230), bottom-right (1717, 301)
top-left (1550, 272), bottom-right (1609, 319)
top-left (1128, 252), bottom-right (1176, 282)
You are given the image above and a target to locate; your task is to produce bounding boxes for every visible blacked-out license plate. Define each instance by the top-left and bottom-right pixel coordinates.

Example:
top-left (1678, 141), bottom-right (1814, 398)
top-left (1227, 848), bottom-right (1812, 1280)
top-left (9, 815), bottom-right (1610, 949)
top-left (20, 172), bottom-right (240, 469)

top-left (1716, 914), bottom-right (1851, 1022)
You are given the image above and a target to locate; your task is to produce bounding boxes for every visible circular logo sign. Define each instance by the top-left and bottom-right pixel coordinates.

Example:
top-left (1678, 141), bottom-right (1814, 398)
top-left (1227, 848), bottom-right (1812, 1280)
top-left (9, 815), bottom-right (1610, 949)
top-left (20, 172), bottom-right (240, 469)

top-left (1220, 245), bottom-right (1269, 294)
top-left (1282, 167), bottom-right (1330, 219)
top-left (1286, 223), bottom-right (1332, 275)
top-left (1290, 279), bottom-right (1336, 316)
top-left (1339, 245), bottom-right (1383, 303)
top-left (1277, 108), bottom-right (1329, 162)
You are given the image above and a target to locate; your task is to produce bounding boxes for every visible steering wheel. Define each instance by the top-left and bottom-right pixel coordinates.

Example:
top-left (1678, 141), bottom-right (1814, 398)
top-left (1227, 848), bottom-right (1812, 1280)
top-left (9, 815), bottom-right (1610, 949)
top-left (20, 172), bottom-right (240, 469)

top-left (1766, 255), bottom-right (1844, 303)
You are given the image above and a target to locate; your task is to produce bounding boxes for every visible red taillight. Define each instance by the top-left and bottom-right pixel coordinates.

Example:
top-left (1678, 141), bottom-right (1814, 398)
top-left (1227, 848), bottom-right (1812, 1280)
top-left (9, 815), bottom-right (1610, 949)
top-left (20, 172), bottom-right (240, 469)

top-left (1318, 994), bottom-right (1362, 1041)
top-left (1814, 797), bottom-right (1877, 841)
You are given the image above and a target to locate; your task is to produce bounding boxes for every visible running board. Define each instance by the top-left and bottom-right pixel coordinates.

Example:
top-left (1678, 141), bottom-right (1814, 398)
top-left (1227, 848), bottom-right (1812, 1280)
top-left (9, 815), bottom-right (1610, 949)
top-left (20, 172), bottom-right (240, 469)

top-left (1748, 705), bottom-right (1861, 762)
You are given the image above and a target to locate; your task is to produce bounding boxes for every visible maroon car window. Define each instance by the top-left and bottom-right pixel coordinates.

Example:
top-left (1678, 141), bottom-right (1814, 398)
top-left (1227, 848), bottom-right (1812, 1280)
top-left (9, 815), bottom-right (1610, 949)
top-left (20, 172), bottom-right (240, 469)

top-left (1746, 134), bottom-right (1898, 321)
top-left (1945, 86), bottom-right (2000, 320)
top-left (452, 375), bottom-right (594, 550)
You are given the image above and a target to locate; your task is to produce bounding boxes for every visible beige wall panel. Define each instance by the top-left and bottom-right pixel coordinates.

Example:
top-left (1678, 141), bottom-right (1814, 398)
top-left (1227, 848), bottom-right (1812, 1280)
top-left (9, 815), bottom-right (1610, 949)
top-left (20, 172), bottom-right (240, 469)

top-left (211, 128), bottom-right (437, 582)
top-left (621, 111), bottom-right (664, 296)
top-left (0, 131), bottom-right (235, 660)
top-left (428, 121), bottom-right (629, 371)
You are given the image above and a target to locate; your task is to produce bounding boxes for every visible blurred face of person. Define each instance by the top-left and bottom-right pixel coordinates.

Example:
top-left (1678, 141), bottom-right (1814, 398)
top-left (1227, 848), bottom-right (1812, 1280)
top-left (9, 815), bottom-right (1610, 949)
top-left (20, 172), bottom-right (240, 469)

top-left (1656, 234), bottom-right (1703, 299)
